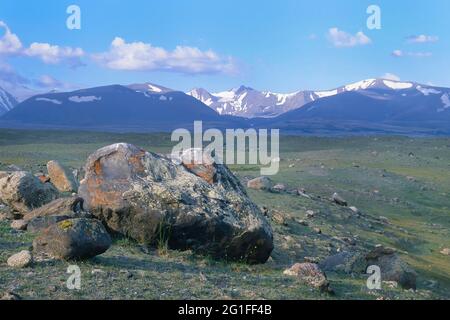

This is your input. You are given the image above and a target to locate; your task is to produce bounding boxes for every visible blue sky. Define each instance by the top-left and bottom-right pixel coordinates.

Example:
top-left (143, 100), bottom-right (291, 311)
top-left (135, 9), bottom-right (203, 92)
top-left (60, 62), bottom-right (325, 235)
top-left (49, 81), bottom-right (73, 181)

top-left (0, 0), bottom-right (449, 96)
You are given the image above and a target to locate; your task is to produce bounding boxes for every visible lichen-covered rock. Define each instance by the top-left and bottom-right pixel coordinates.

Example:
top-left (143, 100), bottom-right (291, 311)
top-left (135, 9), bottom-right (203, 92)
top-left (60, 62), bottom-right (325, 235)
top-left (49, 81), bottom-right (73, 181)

top-left (283, 262), bottom-right (330, 292)
top-left (365, 246), bottom-right (417, 290)
top-left (33, 218), bottom-right (111, 260)
top-left (247, 176), bottom-right (273, 191)
top-left (0, 171), bottom-right (59, 213)
top-left (7, 250), bottom-right (33, 268)
top-left (23, 196), bottom-right (84, 222)
top-left (319, 251), bottom-right (366, 274)
top-left (47, 160), bottom-right (78, 192)
top-left (78, 143), bottom-right (273, 264)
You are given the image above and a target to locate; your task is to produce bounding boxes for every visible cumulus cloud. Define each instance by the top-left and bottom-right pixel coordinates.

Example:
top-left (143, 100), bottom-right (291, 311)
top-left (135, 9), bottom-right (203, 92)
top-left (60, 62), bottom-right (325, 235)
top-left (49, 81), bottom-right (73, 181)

top-left (406, 35), bottom-right (439, 43)
top-left (93, 37), bottom-right (238, 75)
top-left (0, 21), bottom-right (85, 67)
top-left (24, 43), bottom-right (85, 67)
top-left (0, 21), bottom-right (23, 55)
top-left (327, 28), bottom-right (371, 48)
top-left (391, 49), bottom-right (432, 58)
top-left (381, 73), bottom-right (400, 81)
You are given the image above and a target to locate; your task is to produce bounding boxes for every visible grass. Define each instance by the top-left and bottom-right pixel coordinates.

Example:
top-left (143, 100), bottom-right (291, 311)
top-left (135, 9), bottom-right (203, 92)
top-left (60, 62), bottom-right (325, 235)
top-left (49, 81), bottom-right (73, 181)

top-left (0, 129), bottom-right (449, 300)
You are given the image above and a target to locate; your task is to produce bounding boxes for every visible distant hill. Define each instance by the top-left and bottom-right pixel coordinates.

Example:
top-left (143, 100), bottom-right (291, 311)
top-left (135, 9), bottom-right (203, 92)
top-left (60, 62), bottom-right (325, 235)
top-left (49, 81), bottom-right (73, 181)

top-left (0, 84), bottom-right (237, 131)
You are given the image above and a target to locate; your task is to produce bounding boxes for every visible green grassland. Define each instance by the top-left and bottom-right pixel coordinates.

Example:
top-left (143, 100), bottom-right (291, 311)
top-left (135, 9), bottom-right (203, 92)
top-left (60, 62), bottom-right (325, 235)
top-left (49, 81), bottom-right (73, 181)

top-left (0, 129), bottom-right (449, 300)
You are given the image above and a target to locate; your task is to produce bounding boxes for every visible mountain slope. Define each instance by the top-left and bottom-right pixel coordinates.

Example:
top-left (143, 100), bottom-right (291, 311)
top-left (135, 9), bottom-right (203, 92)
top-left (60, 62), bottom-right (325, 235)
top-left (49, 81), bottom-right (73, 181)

top-left (263, 80), bottom-right (450, 134)
top-left (0, 87), bottom-right (18, 115)
top-left (0, 85), bottom-right (227, 130)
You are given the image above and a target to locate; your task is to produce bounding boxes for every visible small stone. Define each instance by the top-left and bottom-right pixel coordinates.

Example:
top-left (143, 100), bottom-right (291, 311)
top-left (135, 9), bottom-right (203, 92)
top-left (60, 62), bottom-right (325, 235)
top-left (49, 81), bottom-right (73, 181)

top-left (332, 193), bottom-right (348, 206)
top-left (7, 250), bottom-right (33, 268)
top-left (440, 248), bottom-right (450, 256)
top-left (247, 176), bottom-right (273, 191)
top-left (271, 184), bottom-right (286, 193)
top-left (10, 219), bottom-right (28, 231)
top-left (306, 210), bottom-right (315, 218)
top-left (349, 206), bottom-right (360, 214)
top-left (313, 227), bottom-right (322, 234)
top-left (283, 263), bottom-right (330, 292)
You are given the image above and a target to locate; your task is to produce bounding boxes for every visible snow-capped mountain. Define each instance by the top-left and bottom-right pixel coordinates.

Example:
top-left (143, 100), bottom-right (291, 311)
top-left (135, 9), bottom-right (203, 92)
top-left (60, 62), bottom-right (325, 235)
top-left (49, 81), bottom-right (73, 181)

top-left (262, 79), bottom-right (450, 134)
top-left (187, 85), bottom-right (317, 118)
top-left (0, 86), bottom-right (18, 115)
top-left (188, 79), bottom-right (450, 119)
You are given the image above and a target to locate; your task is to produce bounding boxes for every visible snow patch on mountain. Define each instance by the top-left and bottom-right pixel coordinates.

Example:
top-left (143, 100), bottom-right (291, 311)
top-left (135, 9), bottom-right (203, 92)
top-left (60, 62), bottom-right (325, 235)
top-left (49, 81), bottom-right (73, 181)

top-left (382, 80), bottom-right (413, 90)
top-left (36, 97), bottom-right (62, 105)
top-left (69, 96), bottom-right (102, 103)
top-left (416, 86), bottom-right (441, 96)
top-left (0, 87), bottom-right (18, 114)
top-left (438, 94), bottom-right (450, 112)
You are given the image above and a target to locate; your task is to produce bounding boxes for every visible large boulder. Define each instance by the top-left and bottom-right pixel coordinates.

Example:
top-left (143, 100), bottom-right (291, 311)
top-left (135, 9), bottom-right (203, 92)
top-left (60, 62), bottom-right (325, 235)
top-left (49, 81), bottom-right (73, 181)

top-left (0, 171), bottom-right (59, 213)
top-left (33, 218), bottom-right (111, 260)
top-left (47, 160), bottom-right (78, 192)
top-left (78, 143), bottom-right (273, 264)
top-left (365, 246), bottom-right (417, 290)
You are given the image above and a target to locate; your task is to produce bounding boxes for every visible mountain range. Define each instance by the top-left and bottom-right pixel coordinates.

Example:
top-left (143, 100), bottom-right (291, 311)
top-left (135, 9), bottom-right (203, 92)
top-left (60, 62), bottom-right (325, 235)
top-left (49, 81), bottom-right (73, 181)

top-left (0, 79), bottom-right (449, 134)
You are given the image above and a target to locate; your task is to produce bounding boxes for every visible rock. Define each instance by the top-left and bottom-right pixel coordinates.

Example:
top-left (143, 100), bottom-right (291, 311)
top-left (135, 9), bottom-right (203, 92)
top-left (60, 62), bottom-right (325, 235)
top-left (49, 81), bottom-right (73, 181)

top-left (7, 250), bottom-right (33, 268)
top-left (271, 184), bottom-right (286, 193)
top-left (0, 171), bottom-right (59, 213)
top-left (349, 206), bottom-right (360, 214)
top-left (440, 248), bottom-right (450, 256)
top-left (179, 148), bottom-right (217, 184)
top-left (10, 219), bottom-right (27, 230)
top-left (271, 210), bottom-right (288, 226)
top-left (283, 263), bottom-right (330, 292)
top-left (47, 160), bottom-right (78, 192)
top-left (23, 196), bottom-right (85, 222)
top-left (306, 209), bottom-right (315, 217)
top-left (27, 215), bottom-right (75, 233)
top-left (319, 251), bottom-right (366, 274)
top-left (33, 218), bottom-right (111, 260)
top-left (6, 164), bottom-right (22, 171)
top-left (78, 143), bottom-right (273, 264)
top-left (1, 292), bottom-right (21, 300)
top-left (332, 193), bottom-right (348, 206)
top-left (365, 246), bottom-right (417, 290)
top-left (247, 176), bottom-right (273, 191)
top-left (313, 227), bottom-right (322, 234)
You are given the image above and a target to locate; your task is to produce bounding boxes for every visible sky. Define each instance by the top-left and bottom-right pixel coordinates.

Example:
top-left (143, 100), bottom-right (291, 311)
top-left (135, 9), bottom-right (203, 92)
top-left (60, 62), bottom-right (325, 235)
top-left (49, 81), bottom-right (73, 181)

top-left (0, 0), bottom-right (449, 98)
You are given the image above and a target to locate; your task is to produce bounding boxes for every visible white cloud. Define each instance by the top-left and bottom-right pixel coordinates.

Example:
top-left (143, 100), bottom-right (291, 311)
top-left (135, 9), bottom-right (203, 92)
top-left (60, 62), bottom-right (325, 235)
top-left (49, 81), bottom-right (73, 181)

top-left (0, 21), bottom-right (23, 55)
top-left (381, 73), bottom-right (400, 81)
top-left (406, 35), bottom-right (439, 43)
top-left (93, 37), bottom-right (237, 75)
top-left (24, 43), bottom-right (85, 67)
top-left (327, 28), bottom-right (371, 48)
top-left (0, 21), bottom-right (85, 67)
top-left (392, 49), bottom-right (432, 58)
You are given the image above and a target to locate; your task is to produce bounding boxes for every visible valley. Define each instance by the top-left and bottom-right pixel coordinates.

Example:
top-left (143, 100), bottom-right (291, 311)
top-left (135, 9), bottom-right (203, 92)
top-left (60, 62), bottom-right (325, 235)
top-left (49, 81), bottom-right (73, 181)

top-left (1, 129), bottom-right (449, 300)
